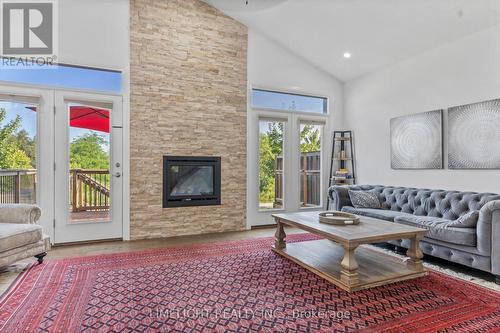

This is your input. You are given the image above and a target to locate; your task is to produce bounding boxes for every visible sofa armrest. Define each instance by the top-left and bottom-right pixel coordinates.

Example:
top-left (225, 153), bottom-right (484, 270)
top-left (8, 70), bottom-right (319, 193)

top-left (476, 200), bottom-right (500, 274)
top-left (328, 185), bottom-right (356, 211)
top-left (0, 204), bottom-right (41, 225)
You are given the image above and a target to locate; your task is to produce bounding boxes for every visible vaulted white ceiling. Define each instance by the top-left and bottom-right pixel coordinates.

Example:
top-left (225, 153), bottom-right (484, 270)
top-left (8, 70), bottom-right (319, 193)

top-left (205, 0), bottom-right (500, 82)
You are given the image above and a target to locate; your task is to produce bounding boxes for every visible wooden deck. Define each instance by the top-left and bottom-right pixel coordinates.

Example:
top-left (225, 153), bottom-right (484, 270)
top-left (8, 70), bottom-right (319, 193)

top-left (0, 169), bottom-right (111, 222)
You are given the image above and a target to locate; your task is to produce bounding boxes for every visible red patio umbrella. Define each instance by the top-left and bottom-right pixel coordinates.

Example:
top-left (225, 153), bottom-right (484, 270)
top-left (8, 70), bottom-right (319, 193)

top-left (67, 106), bottom-right (109, 133)
top-left (27, 106), bottom-right (109, 133)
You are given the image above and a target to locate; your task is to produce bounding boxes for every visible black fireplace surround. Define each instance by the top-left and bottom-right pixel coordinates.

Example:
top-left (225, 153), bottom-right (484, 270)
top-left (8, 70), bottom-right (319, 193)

top-left (163, 156), bottom-right (221, 208)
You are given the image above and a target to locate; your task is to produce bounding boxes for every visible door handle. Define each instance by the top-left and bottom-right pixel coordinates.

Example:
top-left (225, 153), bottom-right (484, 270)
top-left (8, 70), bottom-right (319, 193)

top-left (113, 172), bottom-right (121, 178)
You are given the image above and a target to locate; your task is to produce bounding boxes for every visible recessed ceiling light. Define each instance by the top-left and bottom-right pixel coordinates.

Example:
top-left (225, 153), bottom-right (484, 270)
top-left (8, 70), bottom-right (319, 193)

top-left (343, 52), bottom-right (351, 59)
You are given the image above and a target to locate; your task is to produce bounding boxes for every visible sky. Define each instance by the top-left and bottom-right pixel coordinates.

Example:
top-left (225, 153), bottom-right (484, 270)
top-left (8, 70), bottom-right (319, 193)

top-left (0, 62), bottom-right (121, 93)
top-left (0, 101), bottom-right (37, 137)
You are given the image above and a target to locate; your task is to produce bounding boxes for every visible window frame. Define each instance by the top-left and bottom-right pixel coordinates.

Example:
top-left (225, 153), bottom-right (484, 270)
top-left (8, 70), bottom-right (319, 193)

top-left (298, 120), bottom-right (325, 210)
top-left (251, 88), bottom-right (329, 115)
top-left (257, 115), bottom-right (288, 212)
top-left (248, 86), bottom-right (331, 227)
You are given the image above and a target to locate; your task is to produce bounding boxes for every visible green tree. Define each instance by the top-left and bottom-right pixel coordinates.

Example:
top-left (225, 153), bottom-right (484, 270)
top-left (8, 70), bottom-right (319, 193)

top-left (267, 122), bottom-right (284, 155)
top-left (8, 130), bottom-right (36, 167)
top-left (70, 133), bottom-right (109, 169)
top-left (258, 123), bottom-right (320, 205)
top-left (300, 125), bottom-right (321, 152)
top-left (259, 122), bottom-right (283, 203)
top-left (0, 109), bottom-right (32, 169)
top-left (259, 133), bottom-right (275, 202)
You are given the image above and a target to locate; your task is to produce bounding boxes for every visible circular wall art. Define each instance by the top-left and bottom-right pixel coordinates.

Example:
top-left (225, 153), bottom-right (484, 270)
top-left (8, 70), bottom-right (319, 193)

top-left (448, 99), bottom-right (500, 169)
top-left (390, 110), bottom-right (443, 169)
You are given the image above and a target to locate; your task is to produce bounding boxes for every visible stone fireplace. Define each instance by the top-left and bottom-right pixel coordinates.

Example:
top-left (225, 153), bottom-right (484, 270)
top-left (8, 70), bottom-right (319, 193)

top-left (130, 0), bottom-right (247, 239)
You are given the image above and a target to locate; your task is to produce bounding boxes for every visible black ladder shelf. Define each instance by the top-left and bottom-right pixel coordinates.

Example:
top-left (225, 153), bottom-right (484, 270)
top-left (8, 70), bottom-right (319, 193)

top-left (327, 130), bottom-right (356, 210)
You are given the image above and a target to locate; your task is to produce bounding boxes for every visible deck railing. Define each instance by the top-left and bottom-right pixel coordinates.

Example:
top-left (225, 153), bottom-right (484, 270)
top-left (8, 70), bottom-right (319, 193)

top-left (275, 151), bottom-right (321, 207)
top-left (0, 169), bottom-right (110, 212)
top-left (0, 169), bottom-right (37, 204)
top-left (70, 169), bottom-right (110, 212)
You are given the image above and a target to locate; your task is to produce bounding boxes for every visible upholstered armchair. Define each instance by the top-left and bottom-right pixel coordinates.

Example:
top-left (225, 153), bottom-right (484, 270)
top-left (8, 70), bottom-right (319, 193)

top-left (0, 204), bottom-right (50, 268)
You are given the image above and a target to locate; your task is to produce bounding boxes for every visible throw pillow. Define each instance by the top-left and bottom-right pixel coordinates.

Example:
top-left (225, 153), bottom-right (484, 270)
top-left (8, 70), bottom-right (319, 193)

top-left (445, 210), bottom-right (480, 228)
top-left (348, 190), bottom-right (381, 209)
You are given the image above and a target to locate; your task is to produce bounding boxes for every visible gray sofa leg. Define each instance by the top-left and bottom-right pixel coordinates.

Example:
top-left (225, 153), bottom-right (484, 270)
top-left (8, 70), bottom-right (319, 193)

top-left (34, 252), bottom-right (47, 264)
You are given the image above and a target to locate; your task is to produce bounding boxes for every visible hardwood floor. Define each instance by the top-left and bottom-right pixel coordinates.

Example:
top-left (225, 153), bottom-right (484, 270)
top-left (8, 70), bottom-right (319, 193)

top-left (0, 227), bottom-right (304, 295)
top-left (1, 226), bottom-right (497, 295)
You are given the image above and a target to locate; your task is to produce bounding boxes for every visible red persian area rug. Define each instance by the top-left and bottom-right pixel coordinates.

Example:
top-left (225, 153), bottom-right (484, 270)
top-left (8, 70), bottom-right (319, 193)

top-left (1, 234), bottom-right (500, 333)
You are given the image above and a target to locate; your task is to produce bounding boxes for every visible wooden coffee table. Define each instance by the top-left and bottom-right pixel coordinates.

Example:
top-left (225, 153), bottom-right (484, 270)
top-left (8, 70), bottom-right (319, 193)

top-left (272, 211), bottom-right (428, 292)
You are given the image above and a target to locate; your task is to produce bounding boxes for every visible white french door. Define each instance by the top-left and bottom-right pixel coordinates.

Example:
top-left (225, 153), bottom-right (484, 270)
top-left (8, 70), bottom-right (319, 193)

top-left (248, 109), bottom-right (329, 227)
top-left (0, 84), bottom-right (54, 237)
top-left (0, 84), bottom-right (123, 244)
top-left (54, 91), bottom-right (123, 243)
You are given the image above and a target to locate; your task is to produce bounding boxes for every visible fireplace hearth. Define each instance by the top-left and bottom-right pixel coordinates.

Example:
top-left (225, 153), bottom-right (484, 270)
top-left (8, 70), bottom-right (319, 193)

top-left (163, 156), bottom-right (221, 208)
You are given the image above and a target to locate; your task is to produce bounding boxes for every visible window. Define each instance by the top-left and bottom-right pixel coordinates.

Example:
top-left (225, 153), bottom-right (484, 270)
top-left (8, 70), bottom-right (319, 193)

top-left (0, 98), bottom-right (38, 205)
top-left (0, 61), bottom-right (122, 93)
top-left (252, 89), bottom-right (327, 114)
top-left (299, 123), bottom-right (323, 208)
top-left (259, 119), bottom-right (285, 210)
top-left (67, 102), bottom-right (111, 222)
top-left (250, 87), bottom-right (329, 227)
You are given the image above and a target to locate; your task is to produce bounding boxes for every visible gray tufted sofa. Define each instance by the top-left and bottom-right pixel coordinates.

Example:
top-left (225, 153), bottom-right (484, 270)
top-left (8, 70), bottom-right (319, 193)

top-left (329, 185), bottom-right (500, 282)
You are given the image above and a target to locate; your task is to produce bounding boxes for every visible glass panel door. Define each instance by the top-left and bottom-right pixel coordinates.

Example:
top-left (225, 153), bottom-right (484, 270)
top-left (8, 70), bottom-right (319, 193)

top-left (0, 86), bottom-right (54, 240)
top-left (299, 123), bottom-right (323, 208)
top-left (0, 98), bottom-right (38, 204)
top-left (68, 103), bottom-right (111, 223)
top-left (250, 92), bottom-right (328, 227)
top-left (54, 91), bottom-right (122, 243)
top-left (258, 119), bottom-right (285, 210)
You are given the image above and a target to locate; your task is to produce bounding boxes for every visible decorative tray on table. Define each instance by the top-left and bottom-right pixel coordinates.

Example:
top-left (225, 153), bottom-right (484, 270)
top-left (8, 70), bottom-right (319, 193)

top-left (318, 211), bottom-right (360, 225)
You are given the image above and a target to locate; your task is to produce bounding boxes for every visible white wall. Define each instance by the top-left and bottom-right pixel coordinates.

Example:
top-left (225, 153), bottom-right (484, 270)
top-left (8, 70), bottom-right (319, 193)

top-left (248, 29), bottom-right (344, 125)
top-left (247, 29), bottom-right (344, 226)
top-left (344, 25), bottom-right (500, 193)
top-left (59, 0), bottom-right (129, 71)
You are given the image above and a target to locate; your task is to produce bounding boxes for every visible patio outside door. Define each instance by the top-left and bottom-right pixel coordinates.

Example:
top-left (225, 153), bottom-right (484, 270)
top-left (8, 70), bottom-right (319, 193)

top-left (54, 91), bottom-right (123, 243)
top-left (0, 85), bottom-right (54, 237)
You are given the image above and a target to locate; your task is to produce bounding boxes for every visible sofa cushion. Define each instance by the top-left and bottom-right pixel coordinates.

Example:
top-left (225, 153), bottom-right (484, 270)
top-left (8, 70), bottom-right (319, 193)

top-left (394, 215), bottom-right (476, 247)
top-left (341, 206), bottom-right (413, 222)
top-left (445, 210), bottom-right (479, 228)
top-left (0, 223), bottom-right (43, 252)
top-left (348, 190), bottom-right (381, 209)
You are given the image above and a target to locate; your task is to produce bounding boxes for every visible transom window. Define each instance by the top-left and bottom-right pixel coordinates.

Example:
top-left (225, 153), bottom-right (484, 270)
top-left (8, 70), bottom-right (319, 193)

top-left (252, 89), bottom-right (327, 114)
top-left (0, 61), bottom-right (122, 93)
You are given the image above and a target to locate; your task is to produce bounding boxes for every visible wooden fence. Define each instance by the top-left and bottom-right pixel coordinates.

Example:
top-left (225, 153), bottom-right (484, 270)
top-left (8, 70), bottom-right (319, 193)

top-left (275, 151), bottom-right (321, 207)
top-left (0, 169), bottom-right (110, 212)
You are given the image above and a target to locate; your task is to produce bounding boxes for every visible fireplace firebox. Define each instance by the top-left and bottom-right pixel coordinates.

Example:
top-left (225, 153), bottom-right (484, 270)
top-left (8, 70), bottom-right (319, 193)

top-left (163, 156), bottom-right (221, 208)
